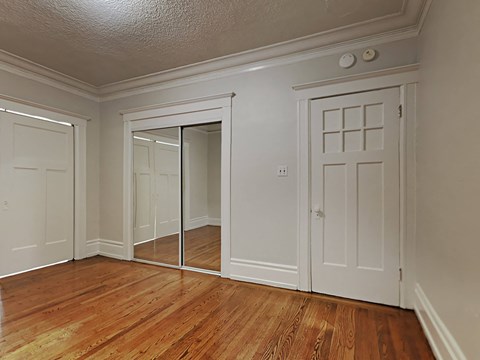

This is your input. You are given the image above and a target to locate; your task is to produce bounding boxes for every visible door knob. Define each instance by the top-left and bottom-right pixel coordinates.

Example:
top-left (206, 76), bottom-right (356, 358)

top-left (312, 205), bottom-right (323, 219)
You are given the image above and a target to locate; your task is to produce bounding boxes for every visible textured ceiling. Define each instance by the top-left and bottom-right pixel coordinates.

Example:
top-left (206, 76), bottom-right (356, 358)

top-left (0, 0), bottom-right (406, 86)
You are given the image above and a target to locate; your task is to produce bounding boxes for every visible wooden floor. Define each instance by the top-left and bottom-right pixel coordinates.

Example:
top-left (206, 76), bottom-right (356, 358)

top-left (0, 257), bottom-right (434, 359)
top-left (134, 225), bottom-right (221, 271)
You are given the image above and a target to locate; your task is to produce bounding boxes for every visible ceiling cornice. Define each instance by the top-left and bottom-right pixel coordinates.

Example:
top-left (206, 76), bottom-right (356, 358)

top-left (0, 50), bottom-right (99, 101)
top-left (0, 0), bottom-right (431, 104)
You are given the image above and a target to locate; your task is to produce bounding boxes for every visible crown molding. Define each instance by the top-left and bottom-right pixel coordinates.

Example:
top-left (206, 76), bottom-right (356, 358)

top-left (0, 50), bottom-right (99, 102)
top-left (0, 0), bottom-right (432, 104)
top-left (100, 27), bottom-right (419, 102)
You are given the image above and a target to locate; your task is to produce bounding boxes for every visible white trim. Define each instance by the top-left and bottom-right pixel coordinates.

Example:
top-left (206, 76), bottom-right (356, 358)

top-left (120, 92), bottom-right (234, 116)
top-left (416, 0), bottom-right (433, 35)
top-left (86, 239), bottom-right (100, 257)
top-left (0, 94), bottom-right (91, 124)
top-left (414, 284), bottom-right (467, 360)
top-left (98, 239), bottom-right (125, 260)
top-left (230, 258), bottom-right (298, 290)
top-left (185, 216), bottom-right (209, 231)
top-left (123, 93), bottom-right (233, 278)
top-left (184, 216), bottom-right (222, 230)
top-left (400, 82), bottom-right (418, 309)
top-left (294, 66), bottom-right (418, 308)
top-left (293, 64), bottom-right (419, 100)
top-left (0, 95), bottom-right (88, 262)
top-left (292, 64), bottom-right (419, 92)
top-left (208, 218), bottom-right (221, 227)
top-left (99, 29), bottom-right (418, 102)
top-left (0, 50), bottom-right (99, 102)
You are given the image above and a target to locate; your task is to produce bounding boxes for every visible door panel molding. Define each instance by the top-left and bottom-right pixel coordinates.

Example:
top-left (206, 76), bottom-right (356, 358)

top-left (123, 93), bottom-right (234, 278)
top-left (0, 97), bottom-right (87, 268)
top-left (294, 67), bottom-right (417, 308)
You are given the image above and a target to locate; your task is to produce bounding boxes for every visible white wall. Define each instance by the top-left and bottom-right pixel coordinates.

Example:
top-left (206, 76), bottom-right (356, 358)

top-left (0, 69), bottom-right (100, 242)
top-left (100, 37), bottom-right (418, 268)
top-left (416, 1), bottom-right (480, 358)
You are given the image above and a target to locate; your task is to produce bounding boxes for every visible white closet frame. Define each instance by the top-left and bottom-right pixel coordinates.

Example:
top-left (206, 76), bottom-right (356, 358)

top-left (121, 93), bottom-right (234, 278)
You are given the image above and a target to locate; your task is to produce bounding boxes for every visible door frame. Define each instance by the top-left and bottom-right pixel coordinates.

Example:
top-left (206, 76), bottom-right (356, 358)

top-left (0, 93), bottom-right (89, 261)
top-left (122, 93), bottom-right (234, 278)
top-left (293, 65), bottom-right (418, 308)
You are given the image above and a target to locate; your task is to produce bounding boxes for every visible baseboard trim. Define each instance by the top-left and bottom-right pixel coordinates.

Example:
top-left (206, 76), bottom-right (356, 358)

top-left (185, 216), bottom-right (209, 231)
top-left (230, 258), bottom-right (298, 290)
top-left (86, 239), bottom-right (100, 257)
top-left (98, 239), bottom-right (125, 260)
top-left (208, 217), bottom-right (221, 226)
top-left (414, 283), bottom-right (466, 360)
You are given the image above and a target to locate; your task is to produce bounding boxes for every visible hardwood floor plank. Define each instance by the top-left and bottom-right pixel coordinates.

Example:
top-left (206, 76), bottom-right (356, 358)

top-left (375, 312), bottom-right (397, 360)
top-left (354, 308), bottom-right (381, 360)
top-left (0, 257), bottom-right (435, 359)
top-left (329, 304), bottom-right (356, 360)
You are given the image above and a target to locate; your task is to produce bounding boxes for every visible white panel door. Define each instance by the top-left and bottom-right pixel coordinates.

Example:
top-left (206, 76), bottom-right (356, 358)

top-left (0, 112), bottom-right (74, 277)
top-left (310, 87), bottom-right (400, 306)
top-left (154, 142), bottom-right (179, 238)
top-left (133, 138), bottom-right (155, 244)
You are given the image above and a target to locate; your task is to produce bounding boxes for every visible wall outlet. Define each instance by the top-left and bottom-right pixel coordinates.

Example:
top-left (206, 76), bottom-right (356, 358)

top-left (277, 165), bottom-right (288, 177)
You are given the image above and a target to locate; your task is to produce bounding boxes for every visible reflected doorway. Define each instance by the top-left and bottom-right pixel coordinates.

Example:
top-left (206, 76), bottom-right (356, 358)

top-left (132, 123), bottom-right (221, 273)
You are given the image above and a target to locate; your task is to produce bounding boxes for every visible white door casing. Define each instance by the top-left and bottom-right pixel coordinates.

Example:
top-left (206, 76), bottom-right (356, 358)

top-left (133, 138), bottom-right (155, 244)
top-left (0, 111), bottom-right (74, 277)
top-left (310, 87), bottom-right (400, 306)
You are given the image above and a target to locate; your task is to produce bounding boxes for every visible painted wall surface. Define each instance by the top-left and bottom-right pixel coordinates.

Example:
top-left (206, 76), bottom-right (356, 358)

top-left (0, 69), bottom-right (100, 242)
top-left (207, 132), bottom-right (221, 221)
top-left (184, 128), bottom-right (208, 221)
top-left (100, 37), bottom-right (418, 266)
top-left (416, 1), bottom-right (480, 358)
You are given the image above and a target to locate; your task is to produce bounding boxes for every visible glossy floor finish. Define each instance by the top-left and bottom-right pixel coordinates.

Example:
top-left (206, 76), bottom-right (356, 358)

top-left (0, 257), bottom-right (434, 359)
top-left (134, 225), bottom-right (221, 271)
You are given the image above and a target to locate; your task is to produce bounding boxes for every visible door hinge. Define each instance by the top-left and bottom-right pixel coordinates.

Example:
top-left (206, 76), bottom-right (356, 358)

top-left (399, 268), bottom-right (403, 282)
top-left (398, 105), bottom-right (403, 118)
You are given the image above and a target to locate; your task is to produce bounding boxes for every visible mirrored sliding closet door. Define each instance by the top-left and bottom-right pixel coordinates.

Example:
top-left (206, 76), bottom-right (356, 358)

top-left (183, 123), bottom-right (222, 272)
top-left (133, 128), bottom-right (181, 266)
top-left (132, 123), bottom-right (221, 273)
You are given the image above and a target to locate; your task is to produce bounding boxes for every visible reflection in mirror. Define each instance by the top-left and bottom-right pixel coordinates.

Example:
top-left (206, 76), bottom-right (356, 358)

top-left (133, 127), bottom-right (180, 266)
top-left (183, 123), bottom-right (222, 272)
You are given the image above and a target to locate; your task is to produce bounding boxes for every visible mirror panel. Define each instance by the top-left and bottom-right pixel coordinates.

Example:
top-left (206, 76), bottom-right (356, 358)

top-left (133, 128), bottom-right (180, 266)
top-left (183, 123), bottom-right (222, 271)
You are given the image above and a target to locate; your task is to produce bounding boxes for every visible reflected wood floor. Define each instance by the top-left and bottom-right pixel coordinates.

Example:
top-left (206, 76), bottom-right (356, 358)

top-left (0, 257), bottom-right (434, 359)
top-left (134, 225), bottom-right (221, 271)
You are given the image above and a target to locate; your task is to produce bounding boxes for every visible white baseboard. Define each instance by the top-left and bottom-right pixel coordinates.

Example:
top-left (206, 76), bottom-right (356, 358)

top-left (185, 216), bottom-right (209, 231)
top-left (98, 239), bottom-right (125, 260)
top-left (85, 239), bottom-right (125, 260)
top-left (414, 283), bottom-right (466, 360)
top-left (86, 239), bottom-right (100, 257)
top-left (208, 217), bottom-right (221, 226)
top-left (230, 258), bottom-right (298, 290)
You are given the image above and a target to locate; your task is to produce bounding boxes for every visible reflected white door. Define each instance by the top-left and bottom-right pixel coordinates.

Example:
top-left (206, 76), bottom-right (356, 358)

top-left (310, 88), bottom-right (400, 306)
top-left (133, 138), bottom-right (155, 243)
top-left (0, 112), bottom-right (74, 277)
top-left (154, 142), bottom-right (179, 238)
